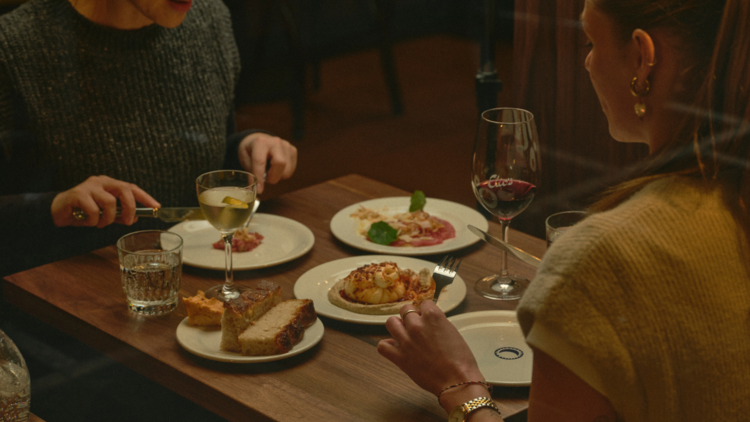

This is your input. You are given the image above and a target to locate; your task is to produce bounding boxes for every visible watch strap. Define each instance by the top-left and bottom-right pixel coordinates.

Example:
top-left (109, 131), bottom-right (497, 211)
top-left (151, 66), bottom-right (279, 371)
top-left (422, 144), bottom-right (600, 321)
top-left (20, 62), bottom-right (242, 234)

top-left (461, 397), bottom-right (500, 420)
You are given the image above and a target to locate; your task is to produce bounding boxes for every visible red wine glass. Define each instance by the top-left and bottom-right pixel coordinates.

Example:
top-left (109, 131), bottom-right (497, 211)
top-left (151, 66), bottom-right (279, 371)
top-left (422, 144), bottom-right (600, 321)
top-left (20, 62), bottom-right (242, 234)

top-left (471, 108), bottom-right (541, 300)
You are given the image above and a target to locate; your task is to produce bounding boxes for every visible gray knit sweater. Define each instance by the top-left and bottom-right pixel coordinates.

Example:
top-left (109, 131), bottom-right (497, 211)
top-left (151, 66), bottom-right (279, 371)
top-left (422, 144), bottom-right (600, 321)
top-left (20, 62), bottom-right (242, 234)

top-left (0, 0), bottom-right (248, 275)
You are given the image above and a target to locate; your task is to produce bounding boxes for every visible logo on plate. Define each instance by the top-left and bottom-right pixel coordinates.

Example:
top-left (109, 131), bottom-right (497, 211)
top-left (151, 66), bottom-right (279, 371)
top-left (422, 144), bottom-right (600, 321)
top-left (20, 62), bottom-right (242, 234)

top-left (494, 347), bottom-right (524, 360)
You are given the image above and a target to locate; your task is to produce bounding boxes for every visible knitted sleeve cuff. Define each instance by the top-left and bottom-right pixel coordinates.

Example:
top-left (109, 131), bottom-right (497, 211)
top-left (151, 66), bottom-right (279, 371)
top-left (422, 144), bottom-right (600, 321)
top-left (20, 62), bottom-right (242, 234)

top-left (0, 191), bottom-right (57, 231)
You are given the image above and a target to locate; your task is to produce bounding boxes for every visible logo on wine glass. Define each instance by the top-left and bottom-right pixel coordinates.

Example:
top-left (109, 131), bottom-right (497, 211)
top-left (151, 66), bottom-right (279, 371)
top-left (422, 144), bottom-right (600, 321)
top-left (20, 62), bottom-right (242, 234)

top-left (488, 175), bottom-right (515, 189)
top-left (474, 175), bottom-right (517, 210)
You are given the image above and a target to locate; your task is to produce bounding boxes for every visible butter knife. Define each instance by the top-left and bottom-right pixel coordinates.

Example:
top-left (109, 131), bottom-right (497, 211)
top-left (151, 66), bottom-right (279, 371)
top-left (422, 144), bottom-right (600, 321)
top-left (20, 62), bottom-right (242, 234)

top-left (467, 224), bottom-right (542, 268)
top-left (72, 207), bottom-right (205, 223)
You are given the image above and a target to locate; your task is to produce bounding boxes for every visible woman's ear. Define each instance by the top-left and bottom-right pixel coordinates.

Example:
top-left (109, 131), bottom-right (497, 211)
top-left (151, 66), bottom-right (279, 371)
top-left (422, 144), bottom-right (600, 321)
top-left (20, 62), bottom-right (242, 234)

top-left (632, 29), bottom-right (656, 80)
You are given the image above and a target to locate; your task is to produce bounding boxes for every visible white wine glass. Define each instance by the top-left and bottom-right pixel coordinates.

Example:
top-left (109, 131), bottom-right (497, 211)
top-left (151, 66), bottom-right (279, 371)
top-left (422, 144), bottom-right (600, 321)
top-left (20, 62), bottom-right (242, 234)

top-left (196, 170), bottom-right (257, 301)
top-left (471, 108), bottom-right (541, 300)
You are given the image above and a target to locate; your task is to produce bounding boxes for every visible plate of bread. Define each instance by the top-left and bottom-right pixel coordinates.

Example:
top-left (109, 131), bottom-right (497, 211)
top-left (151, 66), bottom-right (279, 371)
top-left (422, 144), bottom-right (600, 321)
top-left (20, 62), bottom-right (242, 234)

top-left (293, 255), bottom-right (466, 325)
top-left (178, 282), bottom-right (324, 363)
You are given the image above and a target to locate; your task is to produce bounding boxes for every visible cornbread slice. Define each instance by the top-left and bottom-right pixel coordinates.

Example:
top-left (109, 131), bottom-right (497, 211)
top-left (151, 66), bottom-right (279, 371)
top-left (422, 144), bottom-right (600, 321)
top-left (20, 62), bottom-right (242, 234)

top-left (238, 299), bottom-right (316, 356)
top-left (183, 290), bottom-right (224, 326)
top-left (220, 281), bottom-right (282, 352)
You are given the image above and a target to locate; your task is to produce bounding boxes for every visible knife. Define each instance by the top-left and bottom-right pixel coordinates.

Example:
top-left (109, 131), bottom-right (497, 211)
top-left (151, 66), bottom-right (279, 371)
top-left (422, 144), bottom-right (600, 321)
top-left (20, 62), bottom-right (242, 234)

top-left (72, 207), bottom-right (205, 223)
top-left (467, 224), bottom-right (542, 268)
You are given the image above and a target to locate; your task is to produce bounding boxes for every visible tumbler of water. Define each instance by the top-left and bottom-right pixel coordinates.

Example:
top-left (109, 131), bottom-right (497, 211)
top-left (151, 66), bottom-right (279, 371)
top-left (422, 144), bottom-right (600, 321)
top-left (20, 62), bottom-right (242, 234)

top-left (117, 230), bottom-right (183, 315)
top-left (0, 329), bottom-right (30, 422)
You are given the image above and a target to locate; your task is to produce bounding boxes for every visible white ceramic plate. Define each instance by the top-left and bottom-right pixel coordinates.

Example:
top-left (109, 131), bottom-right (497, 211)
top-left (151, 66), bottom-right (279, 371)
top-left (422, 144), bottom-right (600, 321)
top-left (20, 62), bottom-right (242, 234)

top-left (330, 197), bottom-right (489, 255)
top-left (293, 255), bottom-right (467, 325)
top-left (175, 317), bottom-right (324, 363)
top-left (169, 213), bottom-right (314, 270)
top-left (448, 311), bottom-right (532, 386)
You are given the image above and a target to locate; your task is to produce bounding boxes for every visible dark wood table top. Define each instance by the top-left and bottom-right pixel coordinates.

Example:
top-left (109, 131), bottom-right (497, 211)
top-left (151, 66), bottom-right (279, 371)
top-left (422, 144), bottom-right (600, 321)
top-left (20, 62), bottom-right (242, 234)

top-left (3, 174), bottom-right (545, 422)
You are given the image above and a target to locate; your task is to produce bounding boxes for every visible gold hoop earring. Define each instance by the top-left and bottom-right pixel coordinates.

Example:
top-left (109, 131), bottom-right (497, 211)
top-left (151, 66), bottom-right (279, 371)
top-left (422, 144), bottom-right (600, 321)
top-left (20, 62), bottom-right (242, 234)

top-left (630, 77), bottom-right (650, 118)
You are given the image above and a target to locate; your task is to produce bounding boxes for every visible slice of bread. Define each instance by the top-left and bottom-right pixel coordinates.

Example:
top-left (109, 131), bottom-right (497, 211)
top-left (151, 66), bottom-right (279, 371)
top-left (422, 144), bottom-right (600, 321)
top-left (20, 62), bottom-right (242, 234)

top-left (183, 290), bottom-right (223, 326)
top-left (238, 299), bottom-right (316, 356)
top-left (220, 281), bottom-right (282, 352)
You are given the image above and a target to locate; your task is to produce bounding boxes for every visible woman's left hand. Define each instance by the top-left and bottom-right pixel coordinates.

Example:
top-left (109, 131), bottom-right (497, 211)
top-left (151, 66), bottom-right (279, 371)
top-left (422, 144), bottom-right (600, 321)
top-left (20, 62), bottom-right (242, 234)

top-left (237, 132), bottom-right (297, 194)
top-left (377, 301), bottom-right (486, 397)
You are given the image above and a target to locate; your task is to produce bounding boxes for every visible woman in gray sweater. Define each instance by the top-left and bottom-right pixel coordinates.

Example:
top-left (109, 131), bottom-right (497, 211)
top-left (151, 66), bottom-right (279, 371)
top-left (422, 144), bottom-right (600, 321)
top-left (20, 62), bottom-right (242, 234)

top-left (0, 0), bottom-right (297, 276)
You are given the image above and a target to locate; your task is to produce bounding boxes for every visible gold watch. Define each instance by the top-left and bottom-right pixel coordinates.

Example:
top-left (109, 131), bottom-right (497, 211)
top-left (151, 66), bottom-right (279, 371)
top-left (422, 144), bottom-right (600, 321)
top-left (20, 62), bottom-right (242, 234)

top-left (448, 397), bottom-right (500, 422)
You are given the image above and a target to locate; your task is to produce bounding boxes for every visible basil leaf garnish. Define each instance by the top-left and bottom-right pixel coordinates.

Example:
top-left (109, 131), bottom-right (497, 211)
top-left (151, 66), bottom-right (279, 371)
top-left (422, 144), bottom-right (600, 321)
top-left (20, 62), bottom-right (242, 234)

top-left (367, 221), bottom-right (398, 245)
top-left (409, 190), bottom-right (426, 212)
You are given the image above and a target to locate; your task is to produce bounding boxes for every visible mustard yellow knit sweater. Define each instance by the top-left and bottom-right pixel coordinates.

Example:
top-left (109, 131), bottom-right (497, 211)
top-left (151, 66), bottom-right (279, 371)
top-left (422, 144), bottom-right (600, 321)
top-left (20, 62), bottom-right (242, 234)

top-left (517, 176), bottom-right (750, 421)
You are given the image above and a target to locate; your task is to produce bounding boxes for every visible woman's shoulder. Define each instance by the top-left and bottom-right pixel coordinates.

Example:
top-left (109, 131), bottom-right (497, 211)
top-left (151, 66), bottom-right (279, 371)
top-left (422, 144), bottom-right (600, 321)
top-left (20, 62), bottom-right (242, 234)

top-left (186, 0), bottom-right (232, 28)
top-left (541, 176), bottom-right (739, 293)
top-left (0, 0), bottom-right (45, 37)
top-left (0, 0), bottom-right (74, 51)
top-left (181, 0), bottom-right (235, 50)
top-left (598, 176), bottom-right (730, 243)
top-left (537, 176), bottom-right (733, 278)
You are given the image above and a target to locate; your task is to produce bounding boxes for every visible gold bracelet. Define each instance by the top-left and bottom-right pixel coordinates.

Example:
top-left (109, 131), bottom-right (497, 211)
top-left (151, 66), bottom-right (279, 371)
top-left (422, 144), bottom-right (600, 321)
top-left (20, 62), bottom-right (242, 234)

top-left (437, 381), bottom-right (493, 408)
top-left (448, 397), bottom-right (501, 422)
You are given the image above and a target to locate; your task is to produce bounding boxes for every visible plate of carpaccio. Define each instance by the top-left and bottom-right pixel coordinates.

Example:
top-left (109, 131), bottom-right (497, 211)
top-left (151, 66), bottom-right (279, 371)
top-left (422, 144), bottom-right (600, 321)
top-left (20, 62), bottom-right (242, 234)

top-left (330, 196), bottom-right (488, 256)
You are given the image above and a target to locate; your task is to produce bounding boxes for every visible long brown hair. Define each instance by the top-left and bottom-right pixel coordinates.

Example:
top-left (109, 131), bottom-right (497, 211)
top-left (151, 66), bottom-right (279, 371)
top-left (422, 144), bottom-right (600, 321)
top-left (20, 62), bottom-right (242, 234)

top-left (588, 0), bottom-right (750, 229)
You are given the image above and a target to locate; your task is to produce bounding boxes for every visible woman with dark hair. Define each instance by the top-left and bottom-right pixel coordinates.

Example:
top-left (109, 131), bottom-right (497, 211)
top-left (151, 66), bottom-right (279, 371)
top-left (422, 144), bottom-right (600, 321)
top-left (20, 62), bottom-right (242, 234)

top-left (0, 0), bottom-right (297, 276)
top-left (378, 1), bottom-right (750, 421)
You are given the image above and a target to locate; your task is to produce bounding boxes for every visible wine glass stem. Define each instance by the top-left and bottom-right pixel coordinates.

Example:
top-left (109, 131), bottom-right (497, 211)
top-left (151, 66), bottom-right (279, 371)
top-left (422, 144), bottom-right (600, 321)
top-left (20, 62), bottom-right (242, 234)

top-left (500, 219), bottom-right (510, 278)
top-left (223, 234), bottom-right (236, 296)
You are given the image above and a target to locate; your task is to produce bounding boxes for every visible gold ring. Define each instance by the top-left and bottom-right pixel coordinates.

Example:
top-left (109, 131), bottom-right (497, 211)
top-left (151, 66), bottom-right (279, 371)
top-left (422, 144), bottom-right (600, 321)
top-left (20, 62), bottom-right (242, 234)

top-left (402, 309), bottom-right (420, 320)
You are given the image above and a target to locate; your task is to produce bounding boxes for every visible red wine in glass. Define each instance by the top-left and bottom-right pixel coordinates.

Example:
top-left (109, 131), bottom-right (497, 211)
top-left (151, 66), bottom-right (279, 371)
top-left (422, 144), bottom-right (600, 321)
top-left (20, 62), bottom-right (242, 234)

top-left (475, 179), bottom-right (537, 221)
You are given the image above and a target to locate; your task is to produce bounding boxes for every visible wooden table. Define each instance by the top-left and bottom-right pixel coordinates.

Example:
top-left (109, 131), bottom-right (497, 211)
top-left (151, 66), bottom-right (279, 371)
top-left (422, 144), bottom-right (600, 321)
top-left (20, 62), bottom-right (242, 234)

top-left (3, 174), bottom-right (545, 422)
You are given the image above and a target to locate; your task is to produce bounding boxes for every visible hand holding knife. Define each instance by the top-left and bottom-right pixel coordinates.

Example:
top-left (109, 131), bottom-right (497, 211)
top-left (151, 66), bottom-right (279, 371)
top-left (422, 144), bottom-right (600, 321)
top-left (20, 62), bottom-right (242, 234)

top-left (72, 207), bottom-right (205, 223)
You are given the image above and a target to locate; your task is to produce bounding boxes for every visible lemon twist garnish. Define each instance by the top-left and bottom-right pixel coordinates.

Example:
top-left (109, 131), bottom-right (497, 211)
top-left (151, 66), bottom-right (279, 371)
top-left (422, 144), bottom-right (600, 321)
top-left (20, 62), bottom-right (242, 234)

top-left (221, 196), bottom-right (249, 208)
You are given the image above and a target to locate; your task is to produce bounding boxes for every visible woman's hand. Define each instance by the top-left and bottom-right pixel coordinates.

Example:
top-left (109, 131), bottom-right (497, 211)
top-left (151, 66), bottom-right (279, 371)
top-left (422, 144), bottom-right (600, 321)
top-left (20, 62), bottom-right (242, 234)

top-left (237, 132), bottom-right (297, 194)
top-left (377, 301), bottom-right (486, 399)
top-left (51, 175), bottom-right (160, 228)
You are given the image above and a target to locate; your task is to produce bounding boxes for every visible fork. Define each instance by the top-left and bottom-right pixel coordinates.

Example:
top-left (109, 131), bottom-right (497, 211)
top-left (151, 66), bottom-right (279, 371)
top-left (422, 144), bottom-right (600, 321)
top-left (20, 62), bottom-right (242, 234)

top-left (432, 255), bottom-right (461, 303)
top-left (242, 199), bottom-right (261, 229)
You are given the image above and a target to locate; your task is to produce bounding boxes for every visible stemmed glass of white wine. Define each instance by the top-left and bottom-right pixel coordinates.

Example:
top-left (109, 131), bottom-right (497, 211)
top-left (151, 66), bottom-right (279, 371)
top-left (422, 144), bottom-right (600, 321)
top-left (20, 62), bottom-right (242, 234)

top-left (471, 108), bottom-right (541, 300)
top-left (196, 170), bottom-right (257, 301)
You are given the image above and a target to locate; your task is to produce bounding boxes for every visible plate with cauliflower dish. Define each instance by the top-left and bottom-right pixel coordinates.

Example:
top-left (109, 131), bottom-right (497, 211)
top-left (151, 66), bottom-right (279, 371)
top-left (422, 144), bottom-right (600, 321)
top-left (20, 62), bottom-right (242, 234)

top-left (293, 255), bottom-right (467, 324)
top-left (330, 194), bottom-right (488, 256)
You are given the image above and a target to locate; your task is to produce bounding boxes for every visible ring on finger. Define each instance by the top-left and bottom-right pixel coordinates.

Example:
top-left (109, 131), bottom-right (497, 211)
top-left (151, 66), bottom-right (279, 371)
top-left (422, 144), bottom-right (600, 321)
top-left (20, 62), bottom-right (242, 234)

top-left (401, 309), bottom-right (420, 320)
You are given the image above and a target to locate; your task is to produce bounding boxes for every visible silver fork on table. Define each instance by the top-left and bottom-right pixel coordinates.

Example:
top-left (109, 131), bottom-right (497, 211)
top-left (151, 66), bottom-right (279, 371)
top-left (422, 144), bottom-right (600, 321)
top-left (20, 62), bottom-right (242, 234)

top-left (432, 255), bottom-right (461, 303)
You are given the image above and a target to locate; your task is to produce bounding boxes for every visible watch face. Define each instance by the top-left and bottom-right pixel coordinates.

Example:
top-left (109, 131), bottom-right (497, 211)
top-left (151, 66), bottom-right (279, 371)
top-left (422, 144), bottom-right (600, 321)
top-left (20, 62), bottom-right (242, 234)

top-left (448, 406), bottom-right (466, 422)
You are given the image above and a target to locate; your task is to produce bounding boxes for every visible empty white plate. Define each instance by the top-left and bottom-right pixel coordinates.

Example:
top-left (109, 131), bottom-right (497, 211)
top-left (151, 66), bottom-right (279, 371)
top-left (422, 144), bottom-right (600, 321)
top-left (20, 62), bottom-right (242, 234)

top-left (448, 310), bottom-right (532, 386)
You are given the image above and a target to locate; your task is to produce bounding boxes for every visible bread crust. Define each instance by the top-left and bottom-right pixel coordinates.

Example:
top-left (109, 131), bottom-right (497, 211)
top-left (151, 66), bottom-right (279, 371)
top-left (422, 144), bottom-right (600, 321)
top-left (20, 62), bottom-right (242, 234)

top-left (220, 281), bottom-right (282, 352)
top-left (238, 299), bottom-right (317, 356)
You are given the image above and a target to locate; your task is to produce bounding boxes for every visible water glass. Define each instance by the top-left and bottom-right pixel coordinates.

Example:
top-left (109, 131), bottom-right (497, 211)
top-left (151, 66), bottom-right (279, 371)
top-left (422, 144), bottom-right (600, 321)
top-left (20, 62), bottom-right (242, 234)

top-left (545, 211), bottom-right (587, 247)
top-left (117, 230), bottom-right (183, 315)
top-left (0, 329), bottom-right (30, 422)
